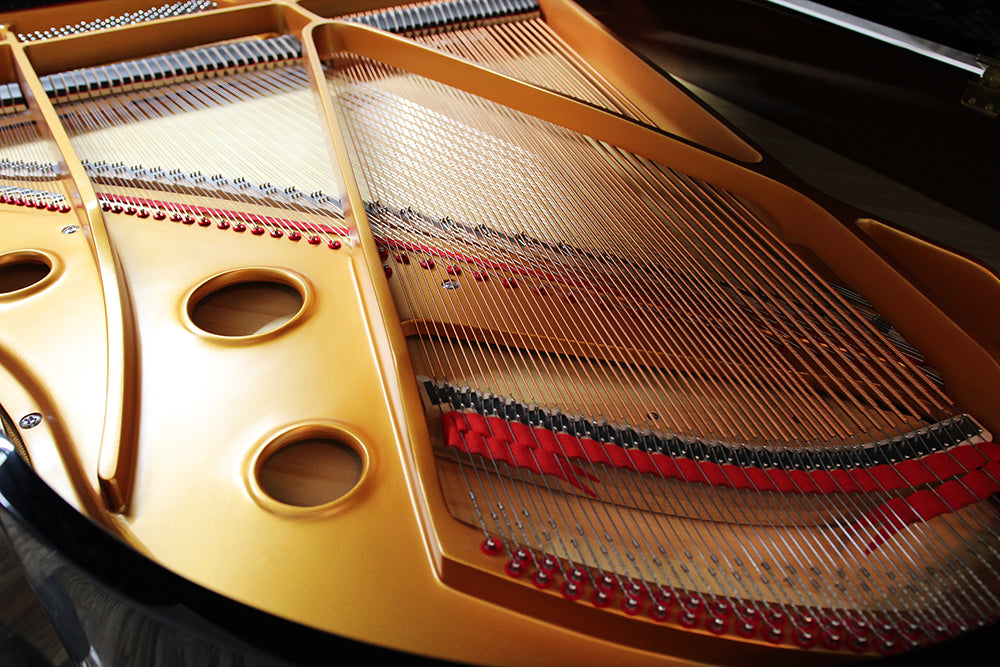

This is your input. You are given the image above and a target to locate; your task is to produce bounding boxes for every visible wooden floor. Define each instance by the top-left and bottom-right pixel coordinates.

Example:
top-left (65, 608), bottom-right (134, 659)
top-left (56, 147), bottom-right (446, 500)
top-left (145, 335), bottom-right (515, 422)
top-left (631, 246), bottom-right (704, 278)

top-left (0, 19), bottom-right (998, 667)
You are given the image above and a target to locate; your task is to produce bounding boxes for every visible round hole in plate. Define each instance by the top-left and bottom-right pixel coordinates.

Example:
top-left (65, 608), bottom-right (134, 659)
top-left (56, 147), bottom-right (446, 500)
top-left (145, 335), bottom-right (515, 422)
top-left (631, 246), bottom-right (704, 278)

top-left (0, 253), bottom-right (52, 294)
top-left (257, 437), bottom-right (364, 507)
top-left (188, 273), bottom-right (305, 337)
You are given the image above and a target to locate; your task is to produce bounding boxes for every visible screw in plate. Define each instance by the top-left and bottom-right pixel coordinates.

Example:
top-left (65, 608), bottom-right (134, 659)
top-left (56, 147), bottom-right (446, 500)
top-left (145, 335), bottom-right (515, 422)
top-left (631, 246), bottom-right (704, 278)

top-left (18, 413), bottom-right (42, 429)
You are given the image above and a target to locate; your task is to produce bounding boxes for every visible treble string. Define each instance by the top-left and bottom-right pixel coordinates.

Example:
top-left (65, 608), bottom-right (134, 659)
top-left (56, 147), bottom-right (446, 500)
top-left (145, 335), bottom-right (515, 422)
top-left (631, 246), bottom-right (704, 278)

top-left (0, 88), bottom-right (64, 208)
top-left (54, 42), bottom-right (345, 245)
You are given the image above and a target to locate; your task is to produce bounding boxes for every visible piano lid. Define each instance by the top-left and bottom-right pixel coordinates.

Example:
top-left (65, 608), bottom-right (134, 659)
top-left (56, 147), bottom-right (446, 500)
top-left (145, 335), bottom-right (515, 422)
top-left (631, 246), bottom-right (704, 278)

top-left (577, 0), bottom-right (1000, 233)
top-left (798, 0), bottom-right (1000, 63)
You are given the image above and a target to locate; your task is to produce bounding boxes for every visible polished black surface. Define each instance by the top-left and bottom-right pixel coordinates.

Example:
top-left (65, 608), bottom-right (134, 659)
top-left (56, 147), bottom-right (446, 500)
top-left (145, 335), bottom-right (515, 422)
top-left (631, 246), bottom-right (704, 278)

top-left (815, 0), bottom-right (1000, 58)
top-left (0, 436), bottom-right (452, 666)
top-left (0, 542), bottom-right (66, 666)
top-left (579, 0), bottom-right (999, 229)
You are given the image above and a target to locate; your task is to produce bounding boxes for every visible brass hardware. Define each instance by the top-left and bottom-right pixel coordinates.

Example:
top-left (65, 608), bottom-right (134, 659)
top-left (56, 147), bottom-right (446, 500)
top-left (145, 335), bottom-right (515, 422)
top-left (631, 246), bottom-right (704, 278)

top-left (962, 55), bottom-right (1000, 117)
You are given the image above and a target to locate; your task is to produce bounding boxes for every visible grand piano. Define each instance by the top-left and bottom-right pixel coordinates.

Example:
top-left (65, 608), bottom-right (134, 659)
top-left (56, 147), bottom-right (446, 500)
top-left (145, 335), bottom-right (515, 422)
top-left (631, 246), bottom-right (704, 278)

top-left (0, 1), bottom-right (998, 664)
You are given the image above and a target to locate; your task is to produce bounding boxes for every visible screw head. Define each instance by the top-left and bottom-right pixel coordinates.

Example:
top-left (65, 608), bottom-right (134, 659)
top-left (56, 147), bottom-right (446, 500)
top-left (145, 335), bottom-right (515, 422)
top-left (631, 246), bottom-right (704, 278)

top-left (18, 413), bottom-right (41, 429)
top-left (61, 225), bottom-right (79, 235)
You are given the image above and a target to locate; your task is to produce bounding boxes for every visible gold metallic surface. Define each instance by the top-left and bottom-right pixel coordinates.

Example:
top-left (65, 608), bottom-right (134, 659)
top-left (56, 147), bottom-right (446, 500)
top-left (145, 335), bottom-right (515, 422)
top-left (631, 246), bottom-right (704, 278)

top-left (0, 1), bottom-right (997, 665)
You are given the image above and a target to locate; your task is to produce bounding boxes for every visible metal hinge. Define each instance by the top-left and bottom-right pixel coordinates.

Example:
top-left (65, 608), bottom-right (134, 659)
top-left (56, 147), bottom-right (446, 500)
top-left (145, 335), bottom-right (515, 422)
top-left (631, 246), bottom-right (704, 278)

top-left (962, 55), bottom-right (1000, 117)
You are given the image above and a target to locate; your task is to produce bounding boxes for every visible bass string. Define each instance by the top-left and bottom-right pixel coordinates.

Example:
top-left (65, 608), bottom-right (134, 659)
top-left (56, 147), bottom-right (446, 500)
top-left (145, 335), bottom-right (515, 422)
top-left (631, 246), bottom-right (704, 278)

top-left (408, 64), bottom-right (878, 449)
top-left (652, 155), bottom-right (988, 500)
top-left (420, 8), bottom-right (966, 447)
top-left (612, 157), bottom-right (1000, 632)
top-left (328, 58), bottom-right (613, 590)
top-left (692, 175), bottom-right (1000, 519)
top-left (512, 16), bottom-right (655, 123)
top-left (654, 162), bottom-right (1000, 573)
top-left (520, 124), bottom-right (948, 612)
top-left (336, 71), bottom-right (816, 452)
top-left (326, 57), bottom-right (892, 632)
top-left (335, 59), bottom-right (632, 435)
top-left (328, 59), bottom-right (552, 465)
top-left (50, 36), bottom-right (980, 628)
top-left (584, 130), bottom-right (960, 454)
top-left (407, 9), bottom-right (655, 125)
top-left (620, 157), bottom-right (992, 604)
top-left (341, 98), bottom-right (551, 413)
top-left (580, 154), bottom-right (1000, 628)
top-left (393, 18), bottom-right (875, 449)
top-left (352, 77), bottom-right (780, 470)
top-left (418, 65), bottom-right (1000, 628)
top-left (332, 53), bottom-right (1000, 632)
top-left (510, 127), bottom-right (855, 446)
top-left (584, 137), bottom-right (1000, 620)
top-left (411, 18), bottom-right (638, 122)
top-left (458, 49), bottom-right (892, 452)
top-left (607, 146), bottom-right (932, 440)
top-left (710, 179), bottom-right (978, 437)
top-left (360, 85), bottom-right (688, 600)
top-left (668, 167), bottom-right (951, 426)
top-left (328, 57), bottom-right (726, 606)
top-left (703, 175), bottom-right (1000, 604)
top-left (332, 52), bottom-right (816, 504)
top-left (334, 39), bottom-right (992, 624)
top-left (405, 13), bottom-right (823, 447)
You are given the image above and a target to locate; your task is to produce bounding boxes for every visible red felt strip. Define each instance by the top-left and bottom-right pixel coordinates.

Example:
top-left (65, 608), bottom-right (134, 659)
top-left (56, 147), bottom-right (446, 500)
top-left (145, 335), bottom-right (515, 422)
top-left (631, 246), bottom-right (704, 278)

top-left (856, 460), bottom-right (1000, 551)
top-left (446, 411), bottom-right (997, 511)
top-left (444, 412), bottom-right (598, 496)
top-left (97, 193), bottom-right (349, 236)
top-left (441, 411), bottom-right (1000, 552)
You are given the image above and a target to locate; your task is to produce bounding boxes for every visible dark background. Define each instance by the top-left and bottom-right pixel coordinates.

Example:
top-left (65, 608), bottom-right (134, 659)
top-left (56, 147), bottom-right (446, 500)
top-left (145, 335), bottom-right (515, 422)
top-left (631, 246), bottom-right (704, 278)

top-left (814, 0), bottom-right (1000, 58)
top-left (578, 0), bottom-right (1000, 230)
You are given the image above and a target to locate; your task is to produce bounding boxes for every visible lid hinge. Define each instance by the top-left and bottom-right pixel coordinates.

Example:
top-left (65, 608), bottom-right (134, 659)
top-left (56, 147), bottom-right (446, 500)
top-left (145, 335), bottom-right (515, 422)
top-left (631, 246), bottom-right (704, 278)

top-left (963, 55), bottom-right (1000, 117)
